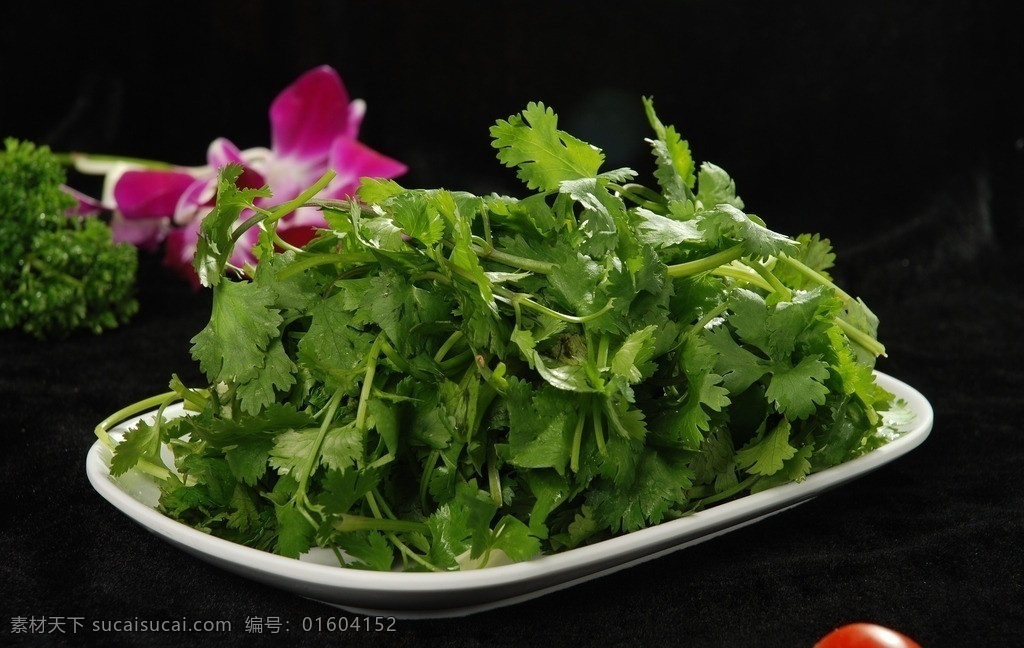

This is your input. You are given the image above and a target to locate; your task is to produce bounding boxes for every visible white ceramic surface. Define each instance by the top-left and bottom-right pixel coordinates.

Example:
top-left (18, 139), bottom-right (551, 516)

top-left (86, 371), bottom-right (933, 618)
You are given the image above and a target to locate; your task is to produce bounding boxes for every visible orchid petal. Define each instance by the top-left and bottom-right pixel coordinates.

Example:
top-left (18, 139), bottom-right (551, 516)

top-left (60, 185), bottom-right (104, 217)
top-left (110, 211), bottom-right (170, 252)
top-left (164, 220), bottom-right (203, 290)
top-left (276, 215), bottom-right (324, 249)
top-left (346, 98), bottom-right (366, 139)
top-left (113, 170), bottom-right (198, 219)
top-left (326, 138), bottom-right (408, 197)
top-left (207, 137), bottom-right (245, 167)
top-left (270, 65), bottom-right (350, 162)
top-left (173, 180), bottom-right (215, 224)
top-left (208, 139), bottom-right (268, 190)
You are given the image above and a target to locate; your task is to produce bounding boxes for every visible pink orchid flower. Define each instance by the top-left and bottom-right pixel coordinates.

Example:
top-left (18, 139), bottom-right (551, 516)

top-left (87, 65), bottom-right (406, 288)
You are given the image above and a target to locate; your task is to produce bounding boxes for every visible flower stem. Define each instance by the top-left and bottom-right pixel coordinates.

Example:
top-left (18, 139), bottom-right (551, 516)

top-left (66, 152), bottom-right (182, 173)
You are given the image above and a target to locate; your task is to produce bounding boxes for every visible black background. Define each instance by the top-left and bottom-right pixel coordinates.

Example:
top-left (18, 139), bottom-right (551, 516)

top-left (2, 1), bottom-right (1022, 646)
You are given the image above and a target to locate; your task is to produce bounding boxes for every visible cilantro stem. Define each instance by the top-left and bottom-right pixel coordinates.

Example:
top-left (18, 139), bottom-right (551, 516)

top-left (365, 490), bottom-right (440, 572)
top-left (379, 337), bottom-right (431, 380)
top-left (228, 170), bottom-right (338, 248)
top-left (230, 209), bottom-right (275, 247)
top-left (778, 255), bottom-right (853, 302)
top-left (495, 288), bottom-right (614, 324)
top-left (94, 391), bottom-right (179, 449)
top-left (686, 301), bottom-right (730, 340)
top-left (276, 252), bottom-right (377, 281)
top-left (473, 244), bottom-right (555, 275)
top-left (267, 170), bottom-right (337, 225)
top-left (696, 474), bottom-right (762, 507)
top-left (267, 228), bottom-right (305, 255)
top-left (419, 449), bottom-right (440, 511)
top-left (481, 210), bottom-right (493, 247)
top-left (94, 391), bottom-right (180, 481)
top-left (717, 257), bottom-right (885, 357)
top-left (334, 514), bottom-right (428, 535)
top-left (412, 270), bottom-right (452, 286)
top-left (597, 333), bottom-right (611, 369)
top-left (433, 330), bottom-right (465, 364)
top-left (438, 349), bottom-right (474, 375)
top-left (837, 318), bottom-right (888, 357)
top-left (609, 182), bottom-right (666, 212)
top-left (749, 259), bottom-right (793, 301)
top-left (666, 244), bottom-right (745, 279)
top-left (392, 536), bottom-right (441, 572)
top-left (711, 265), bottom-right (773, 291)
top-left (487, 444), bottom-right (503, 507)
top-left (294, 386), bottom-right (344, 508)
top-left (569, 408), bottom-right (587, 473)
top-left (355, 335), bottom-right (384, 434)
top-left (591, 397), bottom-right (607, 456)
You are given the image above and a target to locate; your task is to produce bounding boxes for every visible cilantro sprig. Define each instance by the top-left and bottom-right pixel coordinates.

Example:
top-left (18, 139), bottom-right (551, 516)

top-left (97, 98), bottom-right (908, 570)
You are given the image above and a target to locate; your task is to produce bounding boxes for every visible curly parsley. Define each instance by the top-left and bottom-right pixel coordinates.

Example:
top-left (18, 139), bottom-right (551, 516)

top-left (1, 138), bottom-right (138, 338)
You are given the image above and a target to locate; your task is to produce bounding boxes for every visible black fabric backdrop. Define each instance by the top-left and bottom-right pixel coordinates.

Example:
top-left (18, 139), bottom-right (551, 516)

top-left (2, 1), bottom-right (1022, 646)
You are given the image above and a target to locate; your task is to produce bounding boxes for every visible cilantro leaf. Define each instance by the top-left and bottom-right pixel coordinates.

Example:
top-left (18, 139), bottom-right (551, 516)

top-left (642, 96), bottom-right (695, 201)
top-left (765, 355), bottom-right (831, 420)
top-left (190, 280), bottom-right (283, 387)
top-left (735, 418), bottom-right (798, 476)
top-left (335, 531), bottom-right (394, 571)
top-left (491, 102), bottom-right (605, 192)
top-left (110, 419), bottom-right (163, 477)
top-left (506, 378), bottom-right (575, 474)
top-left (274, 503), bottom-right (314, 558)
top-left (696, 162), bottom-right (744, 210)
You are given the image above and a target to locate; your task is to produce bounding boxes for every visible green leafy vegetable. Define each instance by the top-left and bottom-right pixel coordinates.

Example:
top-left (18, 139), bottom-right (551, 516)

top-left (1, 138), bottom-right (138, 338)
top-left (97, 98), bottom-right (910, 571)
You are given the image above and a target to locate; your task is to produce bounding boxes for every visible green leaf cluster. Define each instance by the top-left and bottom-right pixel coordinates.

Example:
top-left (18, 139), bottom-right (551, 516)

top-left (105, 99), bottom-right (908, 570)
top-left (1, 138), bottom-right (138, 338)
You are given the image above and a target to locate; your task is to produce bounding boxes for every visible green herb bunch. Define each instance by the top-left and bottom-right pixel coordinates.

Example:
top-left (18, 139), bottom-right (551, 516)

top-left (0, 138), bottom-right (138, 338)
top-left (102, 100), bottom-right (906, 570)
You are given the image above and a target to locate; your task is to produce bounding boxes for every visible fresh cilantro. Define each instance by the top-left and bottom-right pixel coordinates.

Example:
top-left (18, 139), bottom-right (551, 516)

top-left (98, 98), bottom-right (908, 571)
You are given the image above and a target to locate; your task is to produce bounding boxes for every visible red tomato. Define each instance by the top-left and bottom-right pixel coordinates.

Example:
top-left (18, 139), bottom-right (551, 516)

top-left (814, 623), bottom-right (922, 648)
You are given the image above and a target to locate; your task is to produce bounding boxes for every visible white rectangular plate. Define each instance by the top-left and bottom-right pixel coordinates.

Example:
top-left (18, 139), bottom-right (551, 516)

top-left (86, 371), bottom-right (932, 619)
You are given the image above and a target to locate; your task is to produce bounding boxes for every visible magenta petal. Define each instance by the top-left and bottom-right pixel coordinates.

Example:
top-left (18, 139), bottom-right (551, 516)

top-left (229, 225), bottom-right (260, 270)
top-left (110, 212), bottom-right (169, 252)
top-left (173, 179), bottom-right (216, 224)
top-left (113, 170), bottom-right (198, 219)
top-left (326, 138), bottom-right (408, 196)
top-left (163, 219), bottom-right (203, 290)
top-left (207, 137), bottom-right (245, 168)
top-left (60, 185), bottom-right (104, 216)
top-left (345, 99), bottom-right (366, 140)
top-left (270, 65), bottom-right (350, 162)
